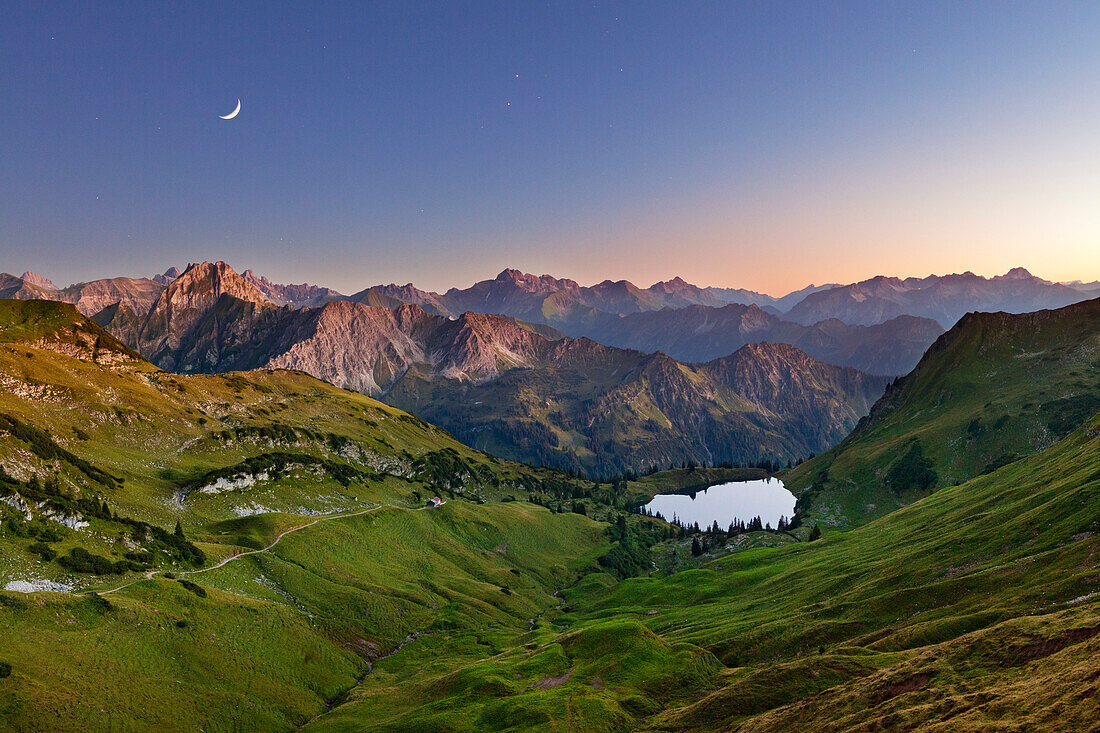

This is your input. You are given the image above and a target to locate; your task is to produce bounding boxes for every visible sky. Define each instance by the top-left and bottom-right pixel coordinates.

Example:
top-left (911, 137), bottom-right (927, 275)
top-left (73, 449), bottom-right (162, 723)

top-left (2, 1), bottom-right (1100, 295)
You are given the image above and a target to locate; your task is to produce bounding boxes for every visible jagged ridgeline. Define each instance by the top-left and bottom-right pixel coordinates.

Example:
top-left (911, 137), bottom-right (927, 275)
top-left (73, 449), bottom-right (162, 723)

top-left (786, 296), bottom-right (1100, 527)
top-left (52, 261), bottom-right (888, 476)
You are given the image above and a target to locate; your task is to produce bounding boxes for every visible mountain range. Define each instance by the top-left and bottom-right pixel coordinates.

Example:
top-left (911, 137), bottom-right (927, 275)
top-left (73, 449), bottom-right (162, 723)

top-left (68, 262), bottom-right (885, 474)
top-left (2, 279), bottom-right (1100, 730)
top-left (3, 261), bottom-right (1097, 474)
top-left (784, 267), bottom-right (1092, 327)
top-left (5, 264), bottom-right (1094, 369)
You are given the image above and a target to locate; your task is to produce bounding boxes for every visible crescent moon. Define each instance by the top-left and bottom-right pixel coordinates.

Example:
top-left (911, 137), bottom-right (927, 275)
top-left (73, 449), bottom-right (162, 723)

top-left (219, 99), bottom-right (241, 120)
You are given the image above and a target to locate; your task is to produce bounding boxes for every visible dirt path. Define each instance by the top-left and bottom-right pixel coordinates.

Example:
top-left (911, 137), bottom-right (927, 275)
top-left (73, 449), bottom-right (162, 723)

top-left (95, 504), bottom-right (387, 596)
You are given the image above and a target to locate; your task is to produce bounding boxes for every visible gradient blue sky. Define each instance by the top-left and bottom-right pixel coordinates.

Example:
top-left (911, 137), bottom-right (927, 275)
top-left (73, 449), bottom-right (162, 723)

top-left (3, 2), bottom-right (1099, 294)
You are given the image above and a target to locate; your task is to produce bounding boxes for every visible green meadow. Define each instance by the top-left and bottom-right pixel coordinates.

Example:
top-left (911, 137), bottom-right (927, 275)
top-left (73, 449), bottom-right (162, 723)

top-left (0, 299), bottom-right (1098, 730)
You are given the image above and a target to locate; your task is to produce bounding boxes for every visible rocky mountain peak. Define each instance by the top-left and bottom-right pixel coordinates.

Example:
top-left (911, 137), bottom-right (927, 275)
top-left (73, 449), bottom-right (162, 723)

top-left (168, 261), bottom-right (268, 306)
top-left (240, 268), bottom-right (343, 307)
top-left (493, 268), bottom-right (578, 293)
top-left (19, 272), bottom-right (57, 291)
top-left (999, 266), bottom-right (1034, 280)
top-left (152, 267), bottom-right (181, 285)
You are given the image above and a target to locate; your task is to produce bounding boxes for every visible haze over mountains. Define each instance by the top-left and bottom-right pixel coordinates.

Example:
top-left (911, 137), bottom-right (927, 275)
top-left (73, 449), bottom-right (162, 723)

top-left (73, 262), bottom-right (890, 474)
top-left (2, 260), bottom-right (1097, 474)
top-left (784, 267), bottom-right (1092, 327)
top-left (4, 262), bottom-right (1093, 368)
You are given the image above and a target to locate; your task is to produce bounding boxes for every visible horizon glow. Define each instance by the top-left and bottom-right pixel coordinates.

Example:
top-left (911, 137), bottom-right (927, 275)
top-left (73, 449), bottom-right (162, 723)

top-left (3, 2), bottom-right (1099, 294)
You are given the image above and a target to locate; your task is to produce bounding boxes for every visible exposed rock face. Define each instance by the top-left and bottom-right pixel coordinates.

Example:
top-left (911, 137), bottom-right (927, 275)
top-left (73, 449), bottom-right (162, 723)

top-left (136, 261), bottom-right (271, 367)
top-left (0, 272), bottom-right (55, 300)
top-left (700, 343), bottom-right (882, 445)
top-left (264, 302), bottom-right (434, 394)
top-left (19, 272), bottom-right (57, 291)
top-left (785, 269), bottom-right (1091, 327)
top-left (57, 277), bottom-right (165, 317)
top-left (152, 267), bottom-right (181, 285)
top-left (262, 303), bottom-right (562, 394)
top-left (241, 269), bottom-right (343, 307)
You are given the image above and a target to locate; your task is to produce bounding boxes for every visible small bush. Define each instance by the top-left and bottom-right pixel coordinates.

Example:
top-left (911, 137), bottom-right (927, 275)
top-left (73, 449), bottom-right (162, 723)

top-left (84, 592), bottom-right (112, 613)
top-left (27, 542), bottom-right (56, 562)
top-left (0, 662), bottom-right (11, 678)
top-left (58, 547), bottom-right (142, 575)
top-left (175, 619), bottom-right (189, 628)
top-left (178, 579), bottom-right (207, 598)
top-left (885, 441), bottom-right (937, 495)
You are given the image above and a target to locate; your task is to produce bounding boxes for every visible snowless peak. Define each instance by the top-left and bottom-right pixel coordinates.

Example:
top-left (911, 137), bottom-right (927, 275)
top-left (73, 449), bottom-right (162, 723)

top-left (20, 272), bottom-right (57, 290)
top-left (153, 266), bottom-right (181, 284)
top-left (1001, 267), bottom-right (1034, 280)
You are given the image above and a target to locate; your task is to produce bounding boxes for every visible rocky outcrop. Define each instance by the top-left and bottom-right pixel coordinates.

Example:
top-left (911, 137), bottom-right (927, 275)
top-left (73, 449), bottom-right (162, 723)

top-left (153, 266), bottom-right (181, 285)
top-left (0, 272), bottom-right (55, 300)
top-left (19, 272), bottom-right (57, 291)
top-left (264, 302), bottom-right (434, 394)
top-left (57, 277), bottom-right (165, 317)
top-left (136, 261), bottom-right (272, 366)
top-left (241, 269), bottom-right (344, 307)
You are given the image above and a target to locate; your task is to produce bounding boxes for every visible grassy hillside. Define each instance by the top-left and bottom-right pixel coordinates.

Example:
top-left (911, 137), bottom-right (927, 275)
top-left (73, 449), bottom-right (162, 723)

top-left (0, 299), bottom-right (741, 731)
top-left (0, 301), bottom-right (611, 729)
top-left (3, 298), bottom-right (1099, 731)
top-left (785, 297), bottom-right (1100, 527)
top-left (307, 409), bottom-right (1100, 730)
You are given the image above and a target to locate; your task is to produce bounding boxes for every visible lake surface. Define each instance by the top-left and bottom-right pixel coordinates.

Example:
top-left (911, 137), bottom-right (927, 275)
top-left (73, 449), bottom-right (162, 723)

top-left (642, 478), bottom-right (795, 529)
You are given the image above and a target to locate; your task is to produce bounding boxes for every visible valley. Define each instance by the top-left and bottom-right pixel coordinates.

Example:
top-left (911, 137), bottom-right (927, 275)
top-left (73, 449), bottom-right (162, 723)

top-left (0, 281), bottom-right (1098, 730)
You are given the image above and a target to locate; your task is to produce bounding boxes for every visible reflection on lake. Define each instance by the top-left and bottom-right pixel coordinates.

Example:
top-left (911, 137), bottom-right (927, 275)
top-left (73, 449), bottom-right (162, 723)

top-left (642, 478), bottom-right (795, 529)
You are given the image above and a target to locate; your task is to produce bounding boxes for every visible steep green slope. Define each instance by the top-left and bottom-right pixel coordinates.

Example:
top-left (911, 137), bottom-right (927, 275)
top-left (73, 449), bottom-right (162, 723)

top-left (312, 409), bottom-right (1100, 731)
top-left (0, 299), bottom-right (738, 731)
top-left (785, 297), bottom-right (1100, 527)
top-left (0, 300), bottom-right (608, 729)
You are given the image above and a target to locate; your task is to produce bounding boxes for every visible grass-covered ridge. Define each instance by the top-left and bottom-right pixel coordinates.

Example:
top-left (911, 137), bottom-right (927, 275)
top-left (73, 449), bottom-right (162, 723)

top-left (311, 410), bottom-right (1100, 731)
top-left (786, 296), bottom-right (1100, 527)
